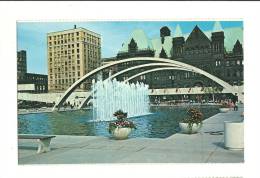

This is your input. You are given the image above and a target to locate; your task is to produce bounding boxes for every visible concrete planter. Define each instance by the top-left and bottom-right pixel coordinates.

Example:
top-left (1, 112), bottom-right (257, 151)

top-left (179, 122), bottom-right (202, 134)
top-left (112, 127), bottom-right (132, 140)
top-left (219, 108), bottom-right (230, 113)
top-left (224, 121), bottom-right (244, 150)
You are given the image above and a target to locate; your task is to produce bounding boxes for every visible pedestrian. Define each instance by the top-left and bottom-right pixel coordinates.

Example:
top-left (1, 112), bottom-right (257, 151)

top-left (234, 101), bottom-right (238, 111)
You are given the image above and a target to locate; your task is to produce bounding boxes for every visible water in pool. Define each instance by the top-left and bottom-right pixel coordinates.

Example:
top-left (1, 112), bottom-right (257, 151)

top-left (18, 106), bottom-right (219, 138)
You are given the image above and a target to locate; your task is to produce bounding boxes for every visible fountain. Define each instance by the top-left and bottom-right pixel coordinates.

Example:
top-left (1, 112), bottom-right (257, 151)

top-left (92, 78), bottom-right (150, 121)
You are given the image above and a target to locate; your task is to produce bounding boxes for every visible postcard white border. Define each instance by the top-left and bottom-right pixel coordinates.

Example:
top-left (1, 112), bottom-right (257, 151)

top-left (0, 1), bottom-right (260, 178)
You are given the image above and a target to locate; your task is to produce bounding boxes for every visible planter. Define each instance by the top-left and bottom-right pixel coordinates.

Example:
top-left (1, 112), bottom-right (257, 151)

top-left (179, 122), bottom-right (202, 134)
top-left (111, 127), bottom-right (132, 140)
top-left (224, 121), bottom-right (244, 150)
top-left (219, 108), bottom-right (230, 113)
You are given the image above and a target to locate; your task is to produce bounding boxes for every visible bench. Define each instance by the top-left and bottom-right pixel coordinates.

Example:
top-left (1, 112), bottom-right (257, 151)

top-left (18, 134), bottom-right (56, 154)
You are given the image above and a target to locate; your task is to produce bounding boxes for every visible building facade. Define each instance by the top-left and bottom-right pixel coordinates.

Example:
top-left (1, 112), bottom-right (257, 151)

top-left (47, 25), bottom-right (101, 91)
top-left (17, 50), bottom-right (27, 81)
top-left (108, 22), bottom-right (243, 90)
top-left (17, 50), bottom-right (48, 93)
top-left (18, 73), bottom-right (48, 93)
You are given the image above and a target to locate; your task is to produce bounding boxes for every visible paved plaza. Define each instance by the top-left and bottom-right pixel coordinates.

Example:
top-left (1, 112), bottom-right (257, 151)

top-left (18, 106), bottom-right (244, 164)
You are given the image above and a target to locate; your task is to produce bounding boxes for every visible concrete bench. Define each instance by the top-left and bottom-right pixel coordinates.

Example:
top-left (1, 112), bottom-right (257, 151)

top-left (18, 134), bottom-right (56, 154)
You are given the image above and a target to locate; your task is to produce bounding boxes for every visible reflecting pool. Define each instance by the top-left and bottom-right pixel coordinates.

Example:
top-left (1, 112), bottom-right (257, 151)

top-left (18, 106), bottom-right (219, 138)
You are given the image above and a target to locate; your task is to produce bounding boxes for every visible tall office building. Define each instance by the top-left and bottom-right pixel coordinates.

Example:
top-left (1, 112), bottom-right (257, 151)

top-left (47, 25), bottom-right (101, 91)
top-left (17, 50), bottom-right (27, 81)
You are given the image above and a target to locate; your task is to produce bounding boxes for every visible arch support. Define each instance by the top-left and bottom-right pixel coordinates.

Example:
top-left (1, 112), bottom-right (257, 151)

top-left (53, 57), bottom-right (244, 111)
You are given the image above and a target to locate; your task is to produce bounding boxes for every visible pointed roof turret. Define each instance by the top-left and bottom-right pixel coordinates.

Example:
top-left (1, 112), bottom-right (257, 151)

top-left (234, 39), bottom-right (241, 46)
top-left (185, 25), bottom-right (211, 48)
top-left (173, 24), bottom-right (183, 37)
top-left (233, 39), bottom-right (243, 54)
top-left (159, 47), bottom-right (168, 58)
top-left (213, 21), bottom-right (223, 32)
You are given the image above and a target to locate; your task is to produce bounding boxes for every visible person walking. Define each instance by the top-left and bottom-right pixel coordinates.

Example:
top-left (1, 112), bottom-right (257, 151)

top-left (234, 101), bottom-right (238, 111)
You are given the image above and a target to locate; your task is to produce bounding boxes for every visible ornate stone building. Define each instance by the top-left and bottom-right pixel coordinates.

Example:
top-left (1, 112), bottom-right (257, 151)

top-left (109, 22), bottom-right (243, 90)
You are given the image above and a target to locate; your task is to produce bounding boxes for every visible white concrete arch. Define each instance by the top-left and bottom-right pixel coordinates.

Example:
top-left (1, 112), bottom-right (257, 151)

top-left (78, 65), bottom-right (191, 109)
top-left (53, 57), bottom-right (243, 110)
top-left (124, 67), bottom-right (193, 83)
top-left (105, 63), bottom-right (191, 81)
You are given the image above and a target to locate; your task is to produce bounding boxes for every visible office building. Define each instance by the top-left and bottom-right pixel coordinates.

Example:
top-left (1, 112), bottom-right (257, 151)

top-left (47, 25), bottom-right (101, 91)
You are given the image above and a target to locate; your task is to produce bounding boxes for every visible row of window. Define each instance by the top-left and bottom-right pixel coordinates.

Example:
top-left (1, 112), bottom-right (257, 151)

top-left (226, 70), bottom-right (243, 78)
top-left (215, 60), bottom-right (243, 67)
top-left (49, 58), bottom-right (99, 67)
top-left (50, 77), bottom-right (81, 85)
top-left (35, 85), bottom-right (46, 91)
top-left (49, 32), bottom-right (99, 43)
top-left (49, 36), bottom-right (100, 46)
top-left (49, 52), bottom-right (100, 63)
top-left (49, 32), bottom-right (81, 41)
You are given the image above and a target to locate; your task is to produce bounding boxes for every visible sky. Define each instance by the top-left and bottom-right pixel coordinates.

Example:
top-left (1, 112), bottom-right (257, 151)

top-left (17, 21), bottom-right (243, 75)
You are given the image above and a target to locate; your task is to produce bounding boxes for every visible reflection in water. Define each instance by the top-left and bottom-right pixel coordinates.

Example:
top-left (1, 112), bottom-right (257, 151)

top-left (18, 106), bottom-right (219, 138)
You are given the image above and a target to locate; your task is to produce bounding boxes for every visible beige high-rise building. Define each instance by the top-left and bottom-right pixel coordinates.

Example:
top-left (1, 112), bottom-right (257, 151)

top-left (47, 25), bottom-right (101, 91)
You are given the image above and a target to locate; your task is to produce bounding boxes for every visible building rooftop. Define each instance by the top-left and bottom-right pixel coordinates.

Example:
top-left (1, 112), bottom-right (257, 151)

top-left (119, 22), bottom-right (243, 56)
top-left (119, 29), bottom-right (154, 52)
top-left (47, 26), bottom-right (101, 37)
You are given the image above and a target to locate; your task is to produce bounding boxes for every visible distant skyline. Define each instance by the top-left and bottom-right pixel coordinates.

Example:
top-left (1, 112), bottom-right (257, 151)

top-left (17, 21), bottom-right (243, 75)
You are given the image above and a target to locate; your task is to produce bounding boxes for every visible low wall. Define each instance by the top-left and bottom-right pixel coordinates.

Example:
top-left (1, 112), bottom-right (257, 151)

top-left (150, 86), bottom-right (244, 95)
top-left (18, 91), bottom-right (91, 106)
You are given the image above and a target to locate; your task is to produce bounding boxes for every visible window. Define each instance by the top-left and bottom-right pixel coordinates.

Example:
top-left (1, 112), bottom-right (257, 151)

top-left (227, 70), bottom-right (230, 77)
top-left (233, 70), bottom-right (236, 77)
top-left (77, 60), bottom-right (80, 64)
top-left (236, 71), bottom-right (240, 77)
top-left (226, 61), bottom-right (230, 66)
top-left (77, 43), bottom-right (79, 47)
top-left (78, 71), bottom-right (80, 76)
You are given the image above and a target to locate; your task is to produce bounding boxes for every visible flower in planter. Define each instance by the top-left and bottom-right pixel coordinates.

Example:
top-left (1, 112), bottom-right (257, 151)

top-left (220, 102), bottom-right (229, 108)
top-left (181, 107), bottom-right (203, 130)
top-left (108, 109), bottom-right (137, 134)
